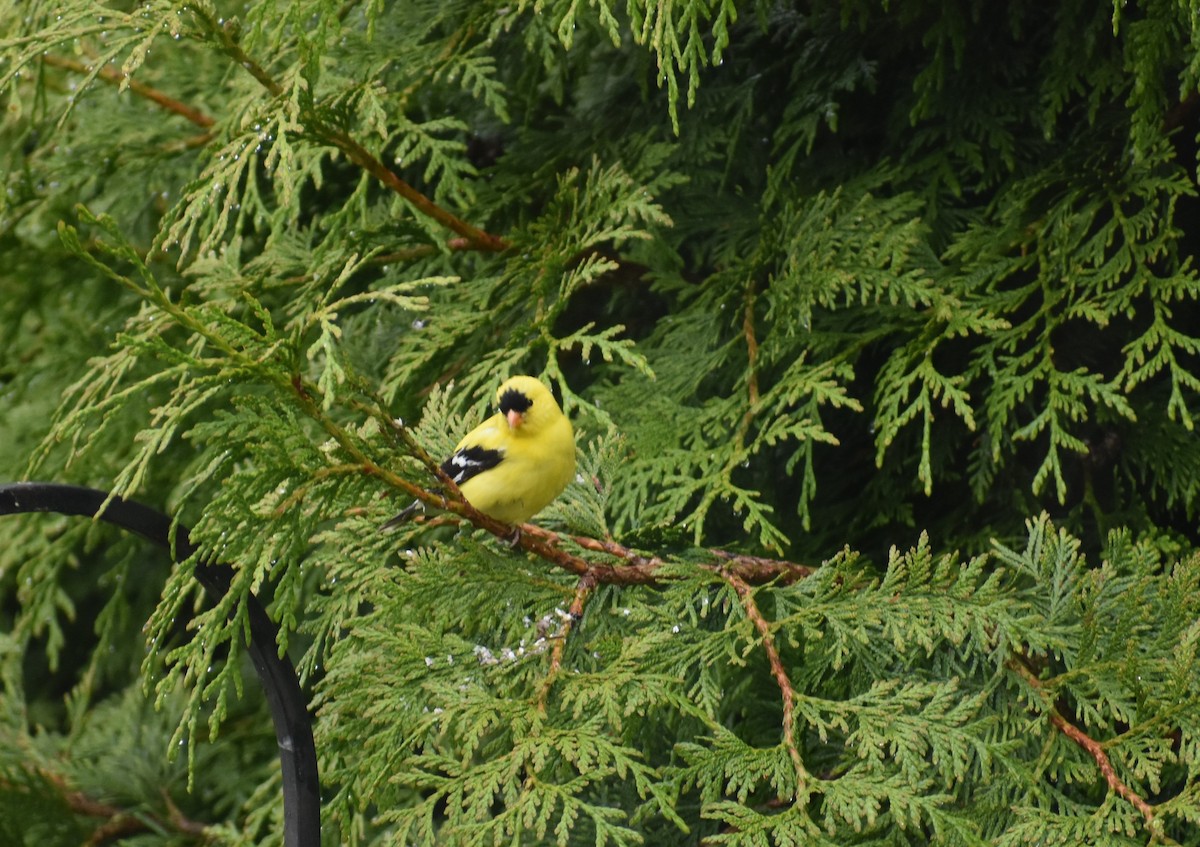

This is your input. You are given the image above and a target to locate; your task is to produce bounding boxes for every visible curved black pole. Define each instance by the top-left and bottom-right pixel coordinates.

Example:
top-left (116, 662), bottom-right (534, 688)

top-left (0, 482), bottom-right (320, 847)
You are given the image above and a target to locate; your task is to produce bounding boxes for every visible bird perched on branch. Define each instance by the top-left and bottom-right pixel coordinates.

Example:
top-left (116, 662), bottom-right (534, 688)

top-left (386, 375), bottom-right (576, 528)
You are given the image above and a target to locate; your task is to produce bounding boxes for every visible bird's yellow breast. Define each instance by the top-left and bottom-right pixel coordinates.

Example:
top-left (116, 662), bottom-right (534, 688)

top-left (458, 412), bottom-right (575, 525)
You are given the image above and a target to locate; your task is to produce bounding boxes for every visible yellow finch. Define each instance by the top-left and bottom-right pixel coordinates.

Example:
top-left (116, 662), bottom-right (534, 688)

top-left (390, 375), bottom-right (576, 527)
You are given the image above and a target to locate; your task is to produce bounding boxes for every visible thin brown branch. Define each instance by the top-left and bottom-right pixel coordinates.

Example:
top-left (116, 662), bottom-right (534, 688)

top-left (743, 283), bottom-right (760, 408)
top-left (325, 129), bottom-right (508, 251)
top-left (1047, 712), bottom-right (1160, 822)
top-left (272, 463), bottom-right (373, 516)
top-left (376, 238), bottom-right (476, 263)
top-left (537, 573), bottom-right (596, 711)
top-left (49, 11), bottom-right (505, 255)
top-left (203, 13), bottom-right (284, 98)
top-left (710, 548), bottom-right (815, 582)
top-left (41, 54), bottom-right (215, 128)
top-left (161, 789), bottom-right (208, 835)
top-left (196, 8), bottom-right (507, 253)
top-left (724, 280), bottom-right (761, 463)
top-left (524, 524), bottom-right (662, 570)
top-left (1009, 658), bottom-right (1163, 832)
top-left (518, 522), bottom-right (813, 585)
top-left (373, 471), bottom-right (813, 585)
top-left (86, 814), bottom-right (142, 847)
top-left (4, 768), bottom-right (210, 844)
top-left (279, 239), bottom-right (474, 284)
top-left (720, 568), bottom-right (808, 796)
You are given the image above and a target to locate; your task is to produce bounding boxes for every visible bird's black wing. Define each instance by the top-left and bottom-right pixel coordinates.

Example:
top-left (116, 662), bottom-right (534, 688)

top-left (442, 445), bottom-right (503, 486)
top-left (381, 445), bottom-right (505, 532)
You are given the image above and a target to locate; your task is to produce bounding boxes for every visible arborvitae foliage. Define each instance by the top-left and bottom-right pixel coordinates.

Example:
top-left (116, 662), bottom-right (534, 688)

top-left (4, 0), bottom-right (1200, 844)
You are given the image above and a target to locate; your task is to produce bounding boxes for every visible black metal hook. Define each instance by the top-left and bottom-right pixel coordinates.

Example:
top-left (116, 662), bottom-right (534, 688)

top-left (0, 482), bottom-right (320, 847)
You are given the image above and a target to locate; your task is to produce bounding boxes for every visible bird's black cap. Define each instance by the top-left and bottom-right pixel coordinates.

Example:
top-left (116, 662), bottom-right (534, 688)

top-left (498, 387), bottom-right (533, 415)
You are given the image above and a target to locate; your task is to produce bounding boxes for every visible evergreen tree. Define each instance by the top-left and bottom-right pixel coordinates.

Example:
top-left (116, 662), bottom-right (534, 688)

top-left (3, 0), bottom-right (1200, 844)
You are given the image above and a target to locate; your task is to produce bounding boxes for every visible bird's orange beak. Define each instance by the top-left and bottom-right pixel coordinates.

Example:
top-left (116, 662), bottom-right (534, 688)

top-left (506, 409), bottom-right (524, 430)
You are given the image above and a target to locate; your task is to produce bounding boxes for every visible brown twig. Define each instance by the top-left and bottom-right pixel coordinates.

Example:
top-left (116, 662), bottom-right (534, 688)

top-left (5, 768), bottom-right (210, 844)
top-left (720, 568), bottom-right (808, 796)
top-left (41, 54), bottom-right (215, 128)
top-left (723, 280), bottom-right (762, 464)
top-left (205, 16), bottom-right (283, 97)
top-left (516, 522), bottom-right (813, 585)
top-left (325, 129), bottom-right (508, 251)
top-left (537, 573), bottom-right (596, 711)
top-left (710, 548), bottom-right (815, 582)
top-left (522, 523), bottom-right (661, 570)
top-left (1009, 658), bottom-right (1163, 832)
top-left (372, 238), bottom-right (475, 265)
top-left (272, 463), bottom-right (372, 516)
top-left (1163, 90), bottom-right (1200, 133)
top-left (378, 476), bottom-right (817, 583)
top-left (195, 8), bottom-right (508, 253)
top-left (743, 283), bottom-right (760, 408)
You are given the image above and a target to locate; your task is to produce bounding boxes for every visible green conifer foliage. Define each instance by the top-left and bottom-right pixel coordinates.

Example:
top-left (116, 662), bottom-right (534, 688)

top-left (4, 0), bottom-right (1200, 843)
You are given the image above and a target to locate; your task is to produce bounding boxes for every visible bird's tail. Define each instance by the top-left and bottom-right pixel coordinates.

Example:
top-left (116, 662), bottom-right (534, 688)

top-left (380, 499), bottom-right (424, 532)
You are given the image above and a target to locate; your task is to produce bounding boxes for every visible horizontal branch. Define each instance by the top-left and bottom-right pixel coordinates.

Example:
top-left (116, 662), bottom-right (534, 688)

top-left (518, 523), bottom-right (814, 585)
top-left (383, 499), bottom-right (814, 586)
top-left (0, 768), bottom-right (210, 845)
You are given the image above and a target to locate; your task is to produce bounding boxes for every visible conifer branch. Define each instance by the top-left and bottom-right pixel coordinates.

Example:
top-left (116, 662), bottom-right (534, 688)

top-left (720, 568), bottom-right (809, 796)
top-left (280, 243), bottom-right (465, 283)
top-left (393, 507), bottom-right (815, 585)
top-left (56, 222), bottom-right (817, 587)
top-left (41, 54), bottom-right (215, 128)
top-left (200, 12), bottom-right (283, 98)
top-left (322, 129), bottom-right (508, 252)
top-left (517, 522), bottom-right (815, 585)
top-left (742, 283), bottom-right (760, 408)
top-left (4, 768), bottom-right (210, 844)
top-left (729, 281), bottom-right (761, 457)
top-left (272, 463), bottom-right (370, 515)
top-left (1010, 658), bottom-right (1170, 839)
top-left (375, 238), bottom-right (474, 264)
top-left (191, 6), bottom-right (507, 253)
top-left (537, 573), bottom-right (596, 712)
